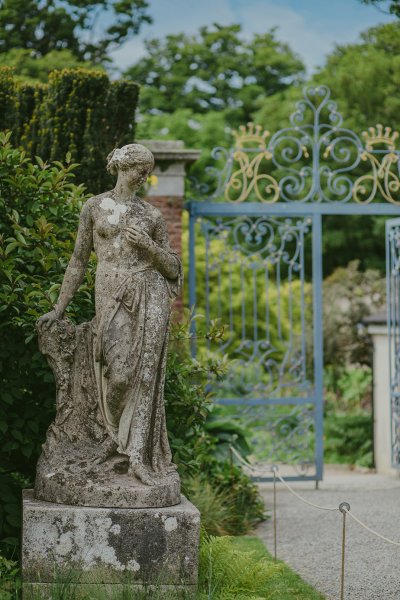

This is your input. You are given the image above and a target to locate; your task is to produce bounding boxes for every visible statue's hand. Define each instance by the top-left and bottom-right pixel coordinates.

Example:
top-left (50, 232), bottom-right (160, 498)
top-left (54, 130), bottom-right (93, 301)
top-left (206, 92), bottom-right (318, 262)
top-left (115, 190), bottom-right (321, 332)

top-left (37, 308), bottom-right (62, 331)
top-left (125, 225), bottom-right (153, 250)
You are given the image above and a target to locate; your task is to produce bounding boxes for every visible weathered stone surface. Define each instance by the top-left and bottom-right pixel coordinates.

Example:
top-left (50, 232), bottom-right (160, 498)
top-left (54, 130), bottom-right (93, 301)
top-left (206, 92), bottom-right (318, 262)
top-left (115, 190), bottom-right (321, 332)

top-left (34, 318), bottom-right (180, 508)
top-left (23, 583), bottom-right (196, 598)
top-left (22, 490), bottom-right (200, 586)
top-left (35, 144), bottom-right (184, 508)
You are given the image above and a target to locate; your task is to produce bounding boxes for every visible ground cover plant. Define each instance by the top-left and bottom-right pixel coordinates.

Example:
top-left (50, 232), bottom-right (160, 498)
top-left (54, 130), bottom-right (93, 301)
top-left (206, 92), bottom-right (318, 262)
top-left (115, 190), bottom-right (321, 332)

top-left (0, 535), bottom-right (325, 600)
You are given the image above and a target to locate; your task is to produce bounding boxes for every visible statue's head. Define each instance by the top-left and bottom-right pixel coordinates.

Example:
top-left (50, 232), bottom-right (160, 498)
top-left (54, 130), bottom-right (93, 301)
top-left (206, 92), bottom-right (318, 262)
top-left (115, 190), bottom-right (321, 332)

top-left (107, 144), bottom-right (155, 189)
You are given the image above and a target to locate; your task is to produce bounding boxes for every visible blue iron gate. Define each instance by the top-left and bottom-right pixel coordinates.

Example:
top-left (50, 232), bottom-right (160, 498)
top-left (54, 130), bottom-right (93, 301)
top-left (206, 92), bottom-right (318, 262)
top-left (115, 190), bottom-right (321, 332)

top-left (386, 218), bottom-right (400, 469)
top-left (188, 85), bottom-right (400, 481)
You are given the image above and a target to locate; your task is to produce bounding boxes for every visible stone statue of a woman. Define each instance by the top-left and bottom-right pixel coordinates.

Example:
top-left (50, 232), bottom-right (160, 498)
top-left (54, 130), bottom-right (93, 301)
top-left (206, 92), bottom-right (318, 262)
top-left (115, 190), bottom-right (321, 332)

top-left (35, 144), bottom-right (182, 508)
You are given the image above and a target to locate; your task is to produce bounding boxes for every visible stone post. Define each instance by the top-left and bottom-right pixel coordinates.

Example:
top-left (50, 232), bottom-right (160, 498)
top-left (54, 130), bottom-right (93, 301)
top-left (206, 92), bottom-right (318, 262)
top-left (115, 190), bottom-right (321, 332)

top-left (365, 312), bottom-right (399, 477)
top-left (140, 140), bottom-right (201, 316)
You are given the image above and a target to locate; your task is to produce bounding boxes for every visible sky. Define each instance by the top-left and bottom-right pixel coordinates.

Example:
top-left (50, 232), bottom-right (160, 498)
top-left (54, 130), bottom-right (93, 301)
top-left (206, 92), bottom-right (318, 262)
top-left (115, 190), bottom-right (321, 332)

top-left (110, 0), bottom-right (395, 74)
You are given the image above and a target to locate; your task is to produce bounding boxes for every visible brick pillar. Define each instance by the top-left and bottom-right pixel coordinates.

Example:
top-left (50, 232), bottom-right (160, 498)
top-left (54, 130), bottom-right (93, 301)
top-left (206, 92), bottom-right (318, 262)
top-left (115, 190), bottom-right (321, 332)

top-left (139, 140), bottom-right (200, 316)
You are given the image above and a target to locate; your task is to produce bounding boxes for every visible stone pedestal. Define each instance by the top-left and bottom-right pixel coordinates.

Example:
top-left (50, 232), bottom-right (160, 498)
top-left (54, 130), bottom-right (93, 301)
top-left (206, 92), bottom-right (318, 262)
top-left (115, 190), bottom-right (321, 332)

top-left (22, 490), bottom-right (200, 597)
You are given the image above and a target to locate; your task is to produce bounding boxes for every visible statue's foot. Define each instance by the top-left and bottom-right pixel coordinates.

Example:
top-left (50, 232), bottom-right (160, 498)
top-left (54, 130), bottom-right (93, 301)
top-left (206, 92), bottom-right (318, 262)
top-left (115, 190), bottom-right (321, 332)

top-left (129, 464), bottom-right (156, 486)
top-left (166, 464), bottom-right (177, 474)
top-left (92, 440), bottom-right (118, 465)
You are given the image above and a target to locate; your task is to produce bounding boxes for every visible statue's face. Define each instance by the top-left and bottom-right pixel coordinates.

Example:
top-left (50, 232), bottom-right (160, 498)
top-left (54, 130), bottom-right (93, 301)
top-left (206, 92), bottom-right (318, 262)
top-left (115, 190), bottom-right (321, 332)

top-left (119, 162), bottom-right (150, 190)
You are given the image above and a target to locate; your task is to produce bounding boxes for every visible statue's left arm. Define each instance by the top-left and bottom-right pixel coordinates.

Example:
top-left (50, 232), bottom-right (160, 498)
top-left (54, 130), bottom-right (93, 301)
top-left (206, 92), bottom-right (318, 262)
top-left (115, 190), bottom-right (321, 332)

top-left (37, 201), bottom-right (93, 329)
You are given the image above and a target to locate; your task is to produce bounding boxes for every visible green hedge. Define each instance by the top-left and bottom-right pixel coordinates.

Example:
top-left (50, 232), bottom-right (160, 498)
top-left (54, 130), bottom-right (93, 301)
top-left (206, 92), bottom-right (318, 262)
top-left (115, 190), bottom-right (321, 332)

top-left (0, 67), bottom-right (139, 193)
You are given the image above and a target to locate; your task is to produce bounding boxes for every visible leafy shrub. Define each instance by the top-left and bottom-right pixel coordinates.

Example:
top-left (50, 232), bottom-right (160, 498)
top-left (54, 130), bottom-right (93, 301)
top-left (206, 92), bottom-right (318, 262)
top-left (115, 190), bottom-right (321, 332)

top-left (186, 468), bottom-right (266, 537)
top-left (166, 317), bottom-right (266, 534)
top-left (0, 67), bottom-right (139, 193)
top-left (324, 365), bottom-right (374, 468)
top-left (204, 406), bottom-right (251, 463)
top-left (165, 317), bottom-right (228, 479)
top-left (184, 478), bottom-right (238, 536)
top-left (324, 413), bottom-right (373, 468)
top-left (325, 364), bottom-right (372, 413)
top-left (0, 556), bottom-right (19, 600)
top-left (0, 133), bottom-right (92, 554)
top-left (323, 260), bottom-right (385, 368)
top-left (206, 464), bottom-right (267, 534)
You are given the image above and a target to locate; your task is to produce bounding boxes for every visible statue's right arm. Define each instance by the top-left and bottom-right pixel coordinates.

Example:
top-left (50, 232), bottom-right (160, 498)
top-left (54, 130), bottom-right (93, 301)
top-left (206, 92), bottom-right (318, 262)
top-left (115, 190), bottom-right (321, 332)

top-left (37, 201), bottom-right (93, 328)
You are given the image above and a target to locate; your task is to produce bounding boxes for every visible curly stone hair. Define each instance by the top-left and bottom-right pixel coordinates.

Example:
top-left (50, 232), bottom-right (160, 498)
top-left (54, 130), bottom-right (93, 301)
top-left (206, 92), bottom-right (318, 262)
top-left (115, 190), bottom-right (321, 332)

top-left (106, 144), bottom-right (155, 177)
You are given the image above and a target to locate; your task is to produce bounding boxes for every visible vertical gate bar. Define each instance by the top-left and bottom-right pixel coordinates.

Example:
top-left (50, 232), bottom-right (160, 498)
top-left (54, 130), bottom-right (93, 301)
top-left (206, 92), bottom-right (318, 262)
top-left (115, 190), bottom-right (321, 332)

top-left (253, 267), bottom-right (258, 346)
top-left (390, 234), bottom-right (400, 468)
top-left (277, 261), bottom-right (282, 339)
top-left (312, 213), bottom-right (324, 481)
top-left (265, 267), bottom-right (270, 343)
top-left (229, 260), bottom-right (234, 339)
top-left (300, 225), bottom-right (307, 382)
top-left (386, 220), bottom-right (392, 465)
top-left (273, 468), bottom-right (277, 561)
top-left (188, 204), bottom-right (197, 357)
top-left (205, 223), bottom-right (211, 348)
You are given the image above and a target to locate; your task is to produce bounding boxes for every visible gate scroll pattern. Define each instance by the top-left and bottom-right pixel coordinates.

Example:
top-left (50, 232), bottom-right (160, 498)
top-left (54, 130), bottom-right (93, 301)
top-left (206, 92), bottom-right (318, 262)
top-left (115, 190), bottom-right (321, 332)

top-left (205, 85), bottom-right (400, 205)
top-left (188, 85), bottom-right (400, 480)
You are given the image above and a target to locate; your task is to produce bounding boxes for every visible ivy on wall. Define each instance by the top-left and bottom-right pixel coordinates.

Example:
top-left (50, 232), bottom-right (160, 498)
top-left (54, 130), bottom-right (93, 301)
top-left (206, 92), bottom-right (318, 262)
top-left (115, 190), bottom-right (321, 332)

top-left (0, 67), bottom-right (140, 194)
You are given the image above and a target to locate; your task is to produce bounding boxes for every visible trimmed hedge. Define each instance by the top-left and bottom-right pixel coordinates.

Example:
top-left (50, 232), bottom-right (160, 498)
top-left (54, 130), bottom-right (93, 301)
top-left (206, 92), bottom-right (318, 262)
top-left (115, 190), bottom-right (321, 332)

top-left (0, 67), bottom-right (139, 193)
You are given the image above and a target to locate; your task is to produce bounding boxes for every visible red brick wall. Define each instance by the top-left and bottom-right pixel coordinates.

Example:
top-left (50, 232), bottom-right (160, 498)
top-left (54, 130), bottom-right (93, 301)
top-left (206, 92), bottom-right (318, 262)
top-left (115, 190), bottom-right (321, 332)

top-left (146, 194), bottom-right (183, 316)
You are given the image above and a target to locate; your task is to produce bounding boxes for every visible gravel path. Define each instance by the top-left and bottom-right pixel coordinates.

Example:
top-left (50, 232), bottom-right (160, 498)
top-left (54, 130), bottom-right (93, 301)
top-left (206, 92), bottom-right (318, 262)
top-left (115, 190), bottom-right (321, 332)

top-left (256, 467), bottom-right (400, 600)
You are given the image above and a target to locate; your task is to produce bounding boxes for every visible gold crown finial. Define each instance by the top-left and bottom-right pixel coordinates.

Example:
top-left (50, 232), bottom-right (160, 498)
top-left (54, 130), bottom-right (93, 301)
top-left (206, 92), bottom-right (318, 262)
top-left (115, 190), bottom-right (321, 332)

top-left (232, 122), bottom-right (270, 149)
top-left (362, 124), bottom-right (399, 151)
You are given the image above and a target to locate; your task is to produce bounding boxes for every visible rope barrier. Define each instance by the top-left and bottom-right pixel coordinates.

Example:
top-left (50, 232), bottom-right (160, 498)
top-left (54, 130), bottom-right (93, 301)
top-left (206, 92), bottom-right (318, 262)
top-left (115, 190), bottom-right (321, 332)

top-left (273, 469), bottom-right (339, 512)
top-left (342, 507), bottom-right (400, 547)
top-left (229, 445), bottom-right (400, 600)
top-left (229, 445), bottom-right (265, 473)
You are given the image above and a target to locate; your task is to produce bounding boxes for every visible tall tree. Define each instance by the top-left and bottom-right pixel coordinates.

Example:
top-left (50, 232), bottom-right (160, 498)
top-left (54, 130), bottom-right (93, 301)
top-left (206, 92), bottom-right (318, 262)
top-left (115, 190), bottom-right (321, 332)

top-left (0, 0), bottom-right (152, 62)
top-left (0, 49), bottom-right (103, 83)
top-left (360, 0), bottom-right (400, 16)
top-left (125, 24), bottom-right (304, 124)
top-left (254, 22), bottom-right (400, 274)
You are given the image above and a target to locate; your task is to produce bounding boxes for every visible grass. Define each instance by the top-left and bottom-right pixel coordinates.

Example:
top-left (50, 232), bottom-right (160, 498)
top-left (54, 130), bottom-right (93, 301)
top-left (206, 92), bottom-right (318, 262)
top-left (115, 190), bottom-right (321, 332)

top-left (0, 536), bottom-right (324, 600)
top-left (227, 537), bottom-right (325, 599)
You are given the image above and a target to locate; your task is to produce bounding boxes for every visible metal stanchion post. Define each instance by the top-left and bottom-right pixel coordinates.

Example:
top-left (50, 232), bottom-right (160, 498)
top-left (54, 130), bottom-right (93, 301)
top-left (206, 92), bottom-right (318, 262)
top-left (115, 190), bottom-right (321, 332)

top-left (272, 465), bottom-right (278, 561)
top-left (339, 502), bottom-right (350, 600)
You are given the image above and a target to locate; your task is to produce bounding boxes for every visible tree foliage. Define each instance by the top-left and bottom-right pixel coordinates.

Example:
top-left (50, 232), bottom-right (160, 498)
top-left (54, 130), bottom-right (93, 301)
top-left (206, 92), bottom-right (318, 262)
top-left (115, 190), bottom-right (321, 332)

top-left (0, 49), bottom-right (103, 83)
top-left (0, 0), bottom-right (152, 62)
top-left (127, 23), bottom-right (304, 124)
top-left (360, 0), bottom-right (400, 17)
top-left (323, 260), bottom-right (385, 368)
top-left (313, 22), bottom-right (400, 130)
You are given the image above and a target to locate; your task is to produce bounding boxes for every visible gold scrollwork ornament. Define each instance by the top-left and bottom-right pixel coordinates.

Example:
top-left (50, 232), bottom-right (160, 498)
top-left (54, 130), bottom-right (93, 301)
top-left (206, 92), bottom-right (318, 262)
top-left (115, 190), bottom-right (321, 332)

top-left (353, 125), bottom-right (400, 205)
top-left (224, 123), bottom-right (280, 203)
